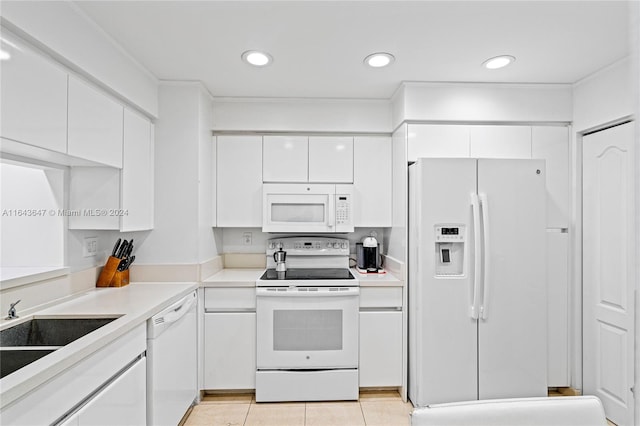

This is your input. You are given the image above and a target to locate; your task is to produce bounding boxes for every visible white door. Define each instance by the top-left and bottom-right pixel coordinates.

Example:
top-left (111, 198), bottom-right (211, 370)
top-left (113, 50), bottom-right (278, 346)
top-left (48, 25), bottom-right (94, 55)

top-left (477, 159), bottom-right (547, 400)
top-left (583, 122), bottom-right (635, 425)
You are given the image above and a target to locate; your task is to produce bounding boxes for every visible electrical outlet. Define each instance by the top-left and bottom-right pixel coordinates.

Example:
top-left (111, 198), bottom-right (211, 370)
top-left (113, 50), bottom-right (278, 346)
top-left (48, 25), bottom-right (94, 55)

top-left (242, 232), bottom-right (252, 245)
top-left (83, 236), bottom-right (98, 257)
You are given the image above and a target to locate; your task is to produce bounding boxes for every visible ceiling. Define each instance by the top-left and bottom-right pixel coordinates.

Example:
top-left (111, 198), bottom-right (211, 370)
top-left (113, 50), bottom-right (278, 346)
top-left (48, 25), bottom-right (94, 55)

top-left (73, 1), bottom-right (630, 100)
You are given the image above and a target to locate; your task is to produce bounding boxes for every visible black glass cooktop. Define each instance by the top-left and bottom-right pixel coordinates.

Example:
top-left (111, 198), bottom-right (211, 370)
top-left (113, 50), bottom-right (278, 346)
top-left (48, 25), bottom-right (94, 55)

top-left (260, 268), bottom-right (355, 280)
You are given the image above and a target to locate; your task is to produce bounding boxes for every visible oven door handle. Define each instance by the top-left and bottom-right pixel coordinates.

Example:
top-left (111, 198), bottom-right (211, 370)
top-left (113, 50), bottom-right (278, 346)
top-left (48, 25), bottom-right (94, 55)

top-left (256, 288), bottom-right (359, 297)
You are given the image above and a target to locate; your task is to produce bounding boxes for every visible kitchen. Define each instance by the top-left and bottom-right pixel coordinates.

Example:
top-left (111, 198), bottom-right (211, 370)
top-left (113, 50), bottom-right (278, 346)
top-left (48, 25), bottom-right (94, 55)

top-left (0, 1), bottom-right (637, 425)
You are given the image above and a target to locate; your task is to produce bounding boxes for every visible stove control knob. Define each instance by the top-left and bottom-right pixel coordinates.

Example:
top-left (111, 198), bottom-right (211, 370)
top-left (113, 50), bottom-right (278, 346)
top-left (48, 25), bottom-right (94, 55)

top-left (268, 242), bottom-right (275, 249)
top-left (341, 242), bottom-right (347, 249)
top-left (326, 243), bottom-right (332, 248)
top-left (332, 242), bottom-right (339, 248)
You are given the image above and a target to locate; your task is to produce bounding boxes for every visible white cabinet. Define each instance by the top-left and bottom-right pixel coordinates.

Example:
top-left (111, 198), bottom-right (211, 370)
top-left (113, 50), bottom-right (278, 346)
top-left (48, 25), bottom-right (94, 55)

top-left (74, 357), bottom-right (147, 425)
top-left (263, 136), bottom-right (309, 182)
top-left (203, 287), bottom-right (256, 390)
top-left (121, 109), bottom-right (154, 231)
top-left (69, 111), bottom-right (154, 230)
top-left (532, 126), bottom-right (569, 228)
top-left (469, 125), bottom-right (532, 159)
top-left (216, 135), bottom-right (263, 227)
top-left (359, 287), bottom-right (403, 387)
top-left (68, 75), bottom-right (124, 168)
top-left (354, 136), bottom-right (392, 227)
top-left (308, 136), bottom-right (354, 183)
top-left (0, 31), bottom-right (68, 153)
top-left (408, 125), bottom-right (470, 161)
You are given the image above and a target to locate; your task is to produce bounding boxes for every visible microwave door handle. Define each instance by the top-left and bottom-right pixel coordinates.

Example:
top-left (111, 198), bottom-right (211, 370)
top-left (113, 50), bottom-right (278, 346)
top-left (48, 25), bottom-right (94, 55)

top-left (328, 194), bottom-right (335, 229)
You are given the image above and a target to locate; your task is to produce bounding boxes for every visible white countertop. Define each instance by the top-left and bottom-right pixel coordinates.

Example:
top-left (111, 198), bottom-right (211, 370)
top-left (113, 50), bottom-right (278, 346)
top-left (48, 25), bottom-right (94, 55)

top-left (202, 268), bottom-right (264, 286)
top-left (0, 281), bottom-right (198, 409)
top-left (202, 268), bottom-right (402, 287)
top-left (350, 268), bottom-right (403, 286)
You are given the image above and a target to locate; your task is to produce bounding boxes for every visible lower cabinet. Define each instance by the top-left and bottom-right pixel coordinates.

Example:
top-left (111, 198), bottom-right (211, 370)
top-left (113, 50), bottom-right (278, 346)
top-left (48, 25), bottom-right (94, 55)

top-left (359, 287), bottom-right (403, 388)
top-left (203, 287), bottom-right (256, 390)
top-left (60, 357), bottom-right (146, 426)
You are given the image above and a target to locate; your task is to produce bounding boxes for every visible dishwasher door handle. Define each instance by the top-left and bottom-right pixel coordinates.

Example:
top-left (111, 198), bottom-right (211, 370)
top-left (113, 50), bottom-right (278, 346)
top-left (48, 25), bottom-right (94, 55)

top-left (150, 292), bottom-right (197, 337)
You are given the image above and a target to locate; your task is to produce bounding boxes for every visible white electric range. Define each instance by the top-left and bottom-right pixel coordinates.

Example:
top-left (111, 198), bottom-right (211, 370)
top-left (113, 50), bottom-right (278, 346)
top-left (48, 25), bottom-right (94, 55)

top-left (255, 236), bottom-right (359, 402)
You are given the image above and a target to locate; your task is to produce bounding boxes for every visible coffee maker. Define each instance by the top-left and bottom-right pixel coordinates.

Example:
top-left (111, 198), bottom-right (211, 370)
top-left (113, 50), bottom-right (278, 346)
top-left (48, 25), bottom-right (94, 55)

top-left (356, 236), bottom-right (382, 272)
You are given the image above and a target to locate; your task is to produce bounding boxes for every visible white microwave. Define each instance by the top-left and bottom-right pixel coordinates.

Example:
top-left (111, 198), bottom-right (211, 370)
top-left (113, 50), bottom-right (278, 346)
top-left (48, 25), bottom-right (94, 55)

top-left (262, 183), bottom-right (354, 233)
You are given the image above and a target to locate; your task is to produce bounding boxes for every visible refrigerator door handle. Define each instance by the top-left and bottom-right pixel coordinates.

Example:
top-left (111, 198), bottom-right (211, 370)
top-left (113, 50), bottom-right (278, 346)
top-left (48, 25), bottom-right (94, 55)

top-left (479, 193), bottom-right (490, 320)
top-left (470, 193), bottom-right (482, 320)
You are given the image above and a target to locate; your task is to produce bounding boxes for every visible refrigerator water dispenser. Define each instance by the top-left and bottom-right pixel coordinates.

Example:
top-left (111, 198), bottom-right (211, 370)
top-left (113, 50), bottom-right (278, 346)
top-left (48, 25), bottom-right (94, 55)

top-left (434, 225), bottom-right (465, 276)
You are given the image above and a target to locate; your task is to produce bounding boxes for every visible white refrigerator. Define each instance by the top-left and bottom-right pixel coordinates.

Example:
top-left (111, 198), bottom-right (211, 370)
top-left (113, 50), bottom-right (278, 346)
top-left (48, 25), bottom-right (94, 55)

top-left (408, 158), bottom-right (547, 407)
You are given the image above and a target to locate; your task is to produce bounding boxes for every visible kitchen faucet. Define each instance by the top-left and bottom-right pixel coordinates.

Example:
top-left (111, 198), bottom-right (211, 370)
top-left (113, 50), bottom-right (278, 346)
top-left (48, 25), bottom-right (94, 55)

top-left (5, 299), bottom-right (21, 320)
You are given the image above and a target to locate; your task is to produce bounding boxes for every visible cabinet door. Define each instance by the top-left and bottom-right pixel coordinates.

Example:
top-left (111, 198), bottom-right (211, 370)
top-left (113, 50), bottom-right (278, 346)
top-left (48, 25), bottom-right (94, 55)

top-left (407, 124), bottom-right (470, 161)
top-left (76, 357), bottom-right (146, 425)
top-left (532, 126), bottom-right (569, 228)
top-left (68, 76), bottom-right (123, 168)
top-left (263, 136), bottom-right (308, 182)
top-left (354, 136), bottom-right (392, 227)
top-left (0, 32), bottom-right (68, 153)
top-left (216, 135), bottom-right (263, 227)
top-left (469, 125), bottom-right (531, 159)
top-left (121, 109), bottom-right (154, 231)
top-left (359, 311), bottom-right (403, 387)
top-left (204, 312), bottom-right (256, 389)
top-left (308, 136), bottom-right (354, 183)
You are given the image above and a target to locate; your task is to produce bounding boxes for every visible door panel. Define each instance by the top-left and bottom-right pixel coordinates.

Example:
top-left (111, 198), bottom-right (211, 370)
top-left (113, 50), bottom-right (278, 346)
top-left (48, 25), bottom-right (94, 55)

top-left (583, 122), bottom-right (634, 425)
top-left (408, 158), bottom-right (478, 406)
top-left (477, 159), bottom-right (547, 400)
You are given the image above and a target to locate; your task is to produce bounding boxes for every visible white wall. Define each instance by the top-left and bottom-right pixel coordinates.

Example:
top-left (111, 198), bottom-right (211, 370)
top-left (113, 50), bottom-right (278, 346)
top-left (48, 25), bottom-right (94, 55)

top-left (135, 83), bottom-right (218, 265)
top-left (1, 0), bottom-right (158, 117)
top-left (392, 82), bottom-right (573, 129)
top-left (573, 58), bottom-right (633, 133)
top-left (212, 98), bottom-right (392, 133)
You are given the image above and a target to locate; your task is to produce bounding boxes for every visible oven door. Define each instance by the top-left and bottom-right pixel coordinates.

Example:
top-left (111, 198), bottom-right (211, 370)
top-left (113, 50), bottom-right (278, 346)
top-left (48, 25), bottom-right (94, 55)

top-left (256, 286), bottom-right (359, 370)
top-left (262, 184), bottom-right (335, 233)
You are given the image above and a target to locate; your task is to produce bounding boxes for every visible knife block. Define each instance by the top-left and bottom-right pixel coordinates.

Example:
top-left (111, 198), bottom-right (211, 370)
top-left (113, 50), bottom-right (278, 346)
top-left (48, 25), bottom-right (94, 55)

top-left (96, 256), bottom-right (129, 287)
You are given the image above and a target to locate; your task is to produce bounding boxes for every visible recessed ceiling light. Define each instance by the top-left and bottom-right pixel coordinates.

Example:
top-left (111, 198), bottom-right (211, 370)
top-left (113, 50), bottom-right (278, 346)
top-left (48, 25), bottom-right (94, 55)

top-left (364, 52), bottom-right (395, 68)
top-left (482, 55), bottom-right (515, 70)
top-left (241, 50), bottom-right (272, 67)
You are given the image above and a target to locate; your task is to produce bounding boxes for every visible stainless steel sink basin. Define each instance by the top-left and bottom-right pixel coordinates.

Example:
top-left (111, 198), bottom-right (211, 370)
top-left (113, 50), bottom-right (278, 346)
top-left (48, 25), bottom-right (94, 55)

top-left (0, 317), bottom-right (117, 347)
top-left (0, 317), bottom-right (120, 379)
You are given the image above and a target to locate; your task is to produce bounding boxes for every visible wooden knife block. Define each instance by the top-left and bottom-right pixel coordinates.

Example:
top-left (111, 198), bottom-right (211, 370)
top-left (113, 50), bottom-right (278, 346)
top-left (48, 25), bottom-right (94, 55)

top-left (96, 256), bottom-right (130, 288)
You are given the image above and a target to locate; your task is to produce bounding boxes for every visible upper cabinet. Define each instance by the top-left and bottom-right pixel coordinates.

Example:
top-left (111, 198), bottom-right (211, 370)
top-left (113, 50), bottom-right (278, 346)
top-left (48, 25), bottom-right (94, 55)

top-left (308, 136), bottom-right (354, 183)
top-left (469, 125), bottom-right (532, 159)
top-left (68, 76), bottom-right (124, 168)
top-left (354, 136), bottom-right (392, 227)
top-left (0, 32), bottom-right (68, 153)
top-left (263, 136), bottom-right (354, 183)
top-left (263, 136), bottom-right (309, 182)
top-left (121, 109), bottom-right (154, 231)
top-left (69, 110), bottom-right (154, 231)
top-left (408, 125), bottom-right (469, 161)
top-left (216, 135), bottom-right (263, 227)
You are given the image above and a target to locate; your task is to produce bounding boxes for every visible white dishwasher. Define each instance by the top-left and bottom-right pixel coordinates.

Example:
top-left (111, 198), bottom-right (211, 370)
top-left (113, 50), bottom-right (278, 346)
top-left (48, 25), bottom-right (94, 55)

top-left (147, 291), bottom-right (197, 426)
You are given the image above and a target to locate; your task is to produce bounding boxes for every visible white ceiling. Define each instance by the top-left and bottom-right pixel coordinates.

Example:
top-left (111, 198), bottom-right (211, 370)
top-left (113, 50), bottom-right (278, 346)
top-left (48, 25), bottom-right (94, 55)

top-left (73, 0), bottom-right (630, 99)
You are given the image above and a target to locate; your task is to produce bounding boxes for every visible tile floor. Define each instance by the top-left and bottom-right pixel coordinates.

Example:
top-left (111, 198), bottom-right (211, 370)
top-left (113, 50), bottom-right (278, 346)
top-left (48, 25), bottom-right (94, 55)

top-left (183, 390), bottom-right (413, 426)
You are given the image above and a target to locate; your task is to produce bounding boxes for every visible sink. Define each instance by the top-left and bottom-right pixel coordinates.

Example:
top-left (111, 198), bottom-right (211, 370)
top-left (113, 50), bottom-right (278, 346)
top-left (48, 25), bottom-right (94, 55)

top-left (0, 349), bottom-right (57, 378)
top-left (0, 317), bottom-right (118, 347)
top-left (0, 317), bottom-right (120, 379)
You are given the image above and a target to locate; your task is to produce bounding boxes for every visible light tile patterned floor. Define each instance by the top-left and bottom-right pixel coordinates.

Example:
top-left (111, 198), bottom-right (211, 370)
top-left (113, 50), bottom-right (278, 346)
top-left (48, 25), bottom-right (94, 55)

top-left (183, 390), bottom-right (412, 426)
